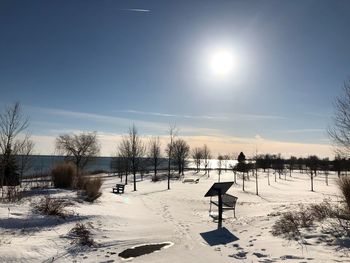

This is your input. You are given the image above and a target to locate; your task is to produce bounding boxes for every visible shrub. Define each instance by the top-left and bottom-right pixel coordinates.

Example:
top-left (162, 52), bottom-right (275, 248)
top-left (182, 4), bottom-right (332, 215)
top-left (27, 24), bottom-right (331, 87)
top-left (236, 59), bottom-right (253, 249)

top-left (84, 177), bottom-right (102, 202)
top-left (309, 200), bottom-right (335, 220)
top-left (272, 211), bottom-right (306, 239)
top-left (75, 174), bottom-right (86, 190)
top-left (337, 176), bottom-right (350, 213)
top-left (2, 186), bottom-right (23, 202)
top-left (271, 204), bottom-right (324, 240)
top-left (51, 162), bottom-right (76, 189)
top-left (69, 222), bottom-right (94, 246)
top-left (33, 197), bottom-right (67, 218)
top-left (76, 175), bottom-right (103, 202)
top-left (272, 200), bottom-right (349, 242)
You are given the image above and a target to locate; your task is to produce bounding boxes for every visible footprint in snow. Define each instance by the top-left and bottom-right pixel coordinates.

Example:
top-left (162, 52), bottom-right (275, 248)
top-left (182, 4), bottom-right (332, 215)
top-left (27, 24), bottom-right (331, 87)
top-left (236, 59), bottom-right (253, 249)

top-left (253, 252), bottom-right (268, 258)
top-left (280, 255), bottom-right (304, 260)
top-left (229, 251), bottom-right (248, 259)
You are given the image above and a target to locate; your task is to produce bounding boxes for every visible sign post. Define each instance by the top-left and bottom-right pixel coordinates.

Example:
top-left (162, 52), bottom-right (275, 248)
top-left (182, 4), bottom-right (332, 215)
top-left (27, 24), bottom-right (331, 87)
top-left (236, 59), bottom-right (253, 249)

top-left (204, 182), bottom-right (234, 229)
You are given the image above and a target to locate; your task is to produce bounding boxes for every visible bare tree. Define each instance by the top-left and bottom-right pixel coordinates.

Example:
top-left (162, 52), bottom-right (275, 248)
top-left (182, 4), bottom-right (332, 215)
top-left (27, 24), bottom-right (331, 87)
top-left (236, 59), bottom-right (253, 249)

top-left (237, 152), bottom-right (247, 191)
top-left (0, 102), bottom-right (33, 191)
top-left (271, 154), bottom-right (284, 182)
top-left (253, 150), bottom-right (259, 196)
top-left (56, 132), bottom-right (100, 173)
top-left (192, 147), bottom-right (203, 173)
top-left (172, 138), bottom-right (190, 175)
top-left (118, 125), bottom-right (145, 191)
top-left (321, 158), bottom-right (330, 186)
top-left (148, 136), bottom-right (162, 181)
top-left (230, 163), bottom-right (237, 184)
top-left (17, 136), bottom-right (34, 184)
top-left (202, 144), bottom-right (212, 177)
top-left (217, 154), bottom-right (223, 182)
top-left (113, 153), bottom-right (130, 184)
top-left (166, 125), bottom-right (177, 190)
top-left (223, 154), bottom-right (230, 172)
top-left (288, 156), bottom-right (297, 177)
top-left (329, 81), bottom-right (350, 156)
top-left (305, 155), bottom-right (319, 192)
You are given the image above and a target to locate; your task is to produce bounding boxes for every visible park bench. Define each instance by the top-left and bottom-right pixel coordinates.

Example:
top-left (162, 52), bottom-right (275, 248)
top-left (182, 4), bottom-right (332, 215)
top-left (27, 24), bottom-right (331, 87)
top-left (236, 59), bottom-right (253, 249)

top-left (209, 193), bottom-right (238, 218)
top-left (182, 178), bottom-right (200, 183)
top-left (112, 183), bottom-right (125, 194)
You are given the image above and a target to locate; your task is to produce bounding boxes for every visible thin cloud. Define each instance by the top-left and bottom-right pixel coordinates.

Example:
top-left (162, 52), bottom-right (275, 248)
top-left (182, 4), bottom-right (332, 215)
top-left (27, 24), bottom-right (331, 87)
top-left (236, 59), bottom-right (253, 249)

top-left (120, 109), bottom-right (229, 121)
top-left (120, 109), bottom-right (284, 121)
top-left (119, 8), bottom-right (150, 12)
top-left (305, 112), bottom-right (332, 118)
top-left (26, 106), bottom-right (222, 136)
top-left (279, 129), bottom-right (325, 134)
top-left (232, 113), bottom-right (285, 120)
top-left (27, 106), bottom-right (168, 131)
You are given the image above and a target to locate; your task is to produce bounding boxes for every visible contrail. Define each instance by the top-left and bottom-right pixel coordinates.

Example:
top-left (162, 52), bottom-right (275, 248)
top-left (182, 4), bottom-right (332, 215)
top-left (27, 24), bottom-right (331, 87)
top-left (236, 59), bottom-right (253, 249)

top-left (119, 8), bottom-right (150, 12)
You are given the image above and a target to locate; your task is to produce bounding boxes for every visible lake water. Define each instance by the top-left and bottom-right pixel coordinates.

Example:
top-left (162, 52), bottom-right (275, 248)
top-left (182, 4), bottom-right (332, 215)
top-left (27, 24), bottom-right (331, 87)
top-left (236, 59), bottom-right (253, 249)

top-left (20, 155), bottom-right (239, 176)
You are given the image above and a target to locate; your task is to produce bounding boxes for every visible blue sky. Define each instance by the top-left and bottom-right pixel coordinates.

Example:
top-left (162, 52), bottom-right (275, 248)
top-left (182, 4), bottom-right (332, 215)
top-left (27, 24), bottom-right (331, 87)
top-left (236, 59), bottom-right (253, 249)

top-left (1, 0), bottom-right (349, 156)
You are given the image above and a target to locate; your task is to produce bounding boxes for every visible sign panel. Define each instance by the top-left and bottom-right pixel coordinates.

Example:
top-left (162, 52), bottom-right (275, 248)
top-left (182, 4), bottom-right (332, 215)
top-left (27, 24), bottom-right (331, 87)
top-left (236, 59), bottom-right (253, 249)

top-left (204, 182), bottom-right (234, 197)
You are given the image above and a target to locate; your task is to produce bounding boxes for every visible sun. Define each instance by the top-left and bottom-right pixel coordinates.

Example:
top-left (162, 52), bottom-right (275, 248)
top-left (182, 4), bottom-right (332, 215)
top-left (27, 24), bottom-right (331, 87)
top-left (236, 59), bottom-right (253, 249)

top-left (209, 49), bottom-right (234, 76)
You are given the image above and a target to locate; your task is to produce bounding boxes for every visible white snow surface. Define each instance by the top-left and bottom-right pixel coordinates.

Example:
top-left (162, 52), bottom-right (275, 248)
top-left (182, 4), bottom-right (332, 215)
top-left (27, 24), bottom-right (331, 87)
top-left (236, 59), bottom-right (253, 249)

top-left (0, 171), bottom-right (349, 263)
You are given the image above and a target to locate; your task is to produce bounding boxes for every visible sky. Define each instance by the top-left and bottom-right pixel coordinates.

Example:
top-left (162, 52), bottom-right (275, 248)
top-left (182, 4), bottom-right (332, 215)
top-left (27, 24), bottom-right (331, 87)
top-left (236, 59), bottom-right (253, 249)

top-left (1, 0), bottom-right (350, 157)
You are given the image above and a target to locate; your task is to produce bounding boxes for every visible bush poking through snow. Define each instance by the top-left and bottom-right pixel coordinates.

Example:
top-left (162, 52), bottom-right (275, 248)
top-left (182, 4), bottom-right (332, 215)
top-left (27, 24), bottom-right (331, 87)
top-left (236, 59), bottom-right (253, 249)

top-left (84, 177), bottom-right (102, 202)
top-left (77, 176), bottom-right (103, 202)
top-left (2, 186), bottom-right (23, 203)
top-left (51, 162), bottom-right (76, 189)
top-left (69, 222), bottom-right (95, 246)
top-left (272, 200), bottom-right (350, 243)
top-left (309, 200), bottom-right (335, 220)
top-left (337, 176), bottom-right (350, 213)
top-left (272, 211), bottom-right (309, 240)
top-left (33, 197), bottom-right (68, 218)
top-left (272, 202), bottom-right (332, 239)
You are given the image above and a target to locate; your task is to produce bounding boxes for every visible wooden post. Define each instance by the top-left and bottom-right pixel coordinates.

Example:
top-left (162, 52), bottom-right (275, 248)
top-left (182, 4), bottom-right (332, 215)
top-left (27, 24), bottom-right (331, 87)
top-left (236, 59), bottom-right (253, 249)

top-left (218, 189), bottom-right (223, 229)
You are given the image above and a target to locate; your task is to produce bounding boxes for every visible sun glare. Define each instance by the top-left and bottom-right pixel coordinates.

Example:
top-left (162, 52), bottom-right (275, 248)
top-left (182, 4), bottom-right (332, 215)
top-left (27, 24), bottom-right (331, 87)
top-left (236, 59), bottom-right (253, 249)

top-left (209, 49), bottom-right (234, 76)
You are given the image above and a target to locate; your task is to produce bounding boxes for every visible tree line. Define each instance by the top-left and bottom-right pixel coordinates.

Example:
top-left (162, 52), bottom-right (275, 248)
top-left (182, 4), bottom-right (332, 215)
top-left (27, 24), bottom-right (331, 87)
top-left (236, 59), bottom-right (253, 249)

top-left (4, 77), bottom-right (350, 195)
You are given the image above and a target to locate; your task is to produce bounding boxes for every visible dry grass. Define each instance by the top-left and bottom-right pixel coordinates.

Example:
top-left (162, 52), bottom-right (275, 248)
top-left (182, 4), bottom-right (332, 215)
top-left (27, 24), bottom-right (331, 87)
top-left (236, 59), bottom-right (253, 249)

top-left (84, 177), bottom-right (102, 202)
top-left (272, 211), bottom-right (304, 239)
top-left (51, 162), bottom-right (76, 189)
top-left (337, 176), bottom-right (350, 213)
top-left (76, 175), bottom-right (103, 202)
top-left (69, 222), bottom-right (95, 246)
top-left (309, 200), bottom-right (335, 220)
top-left (33, 197), bottom-right (68, 218)
top-left (272, 200), bottom-right (350, 242)
top-left (75, 174), bottom-right (86, 190)
top-left (1, 186), bottom-right (23, 203)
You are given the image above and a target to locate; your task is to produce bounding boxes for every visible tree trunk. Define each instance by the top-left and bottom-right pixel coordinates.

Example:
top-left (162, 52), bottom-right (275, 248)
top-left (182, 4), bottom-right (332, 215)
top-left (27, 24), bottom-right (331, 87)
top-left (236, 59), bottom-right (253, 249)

top-left (242, 173), bottom-right (245, 191)
top-left (167, 157), bottom-right (171, 190)
top-left (133, 172), bottom-right (136, 191)
top-left (154, 162), bottom-right (157, 181)
top-left (256, 172), bottom-right (258, 195)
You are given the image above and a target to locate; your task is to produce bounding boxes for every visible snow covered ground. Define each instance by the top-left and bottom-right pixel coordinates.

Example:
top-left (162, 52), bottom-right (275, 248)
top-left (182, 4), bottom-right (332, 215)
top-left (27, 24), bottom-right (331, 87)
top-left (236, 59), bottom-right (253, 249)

top-left (0, 170), bottom-right (349, 263)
